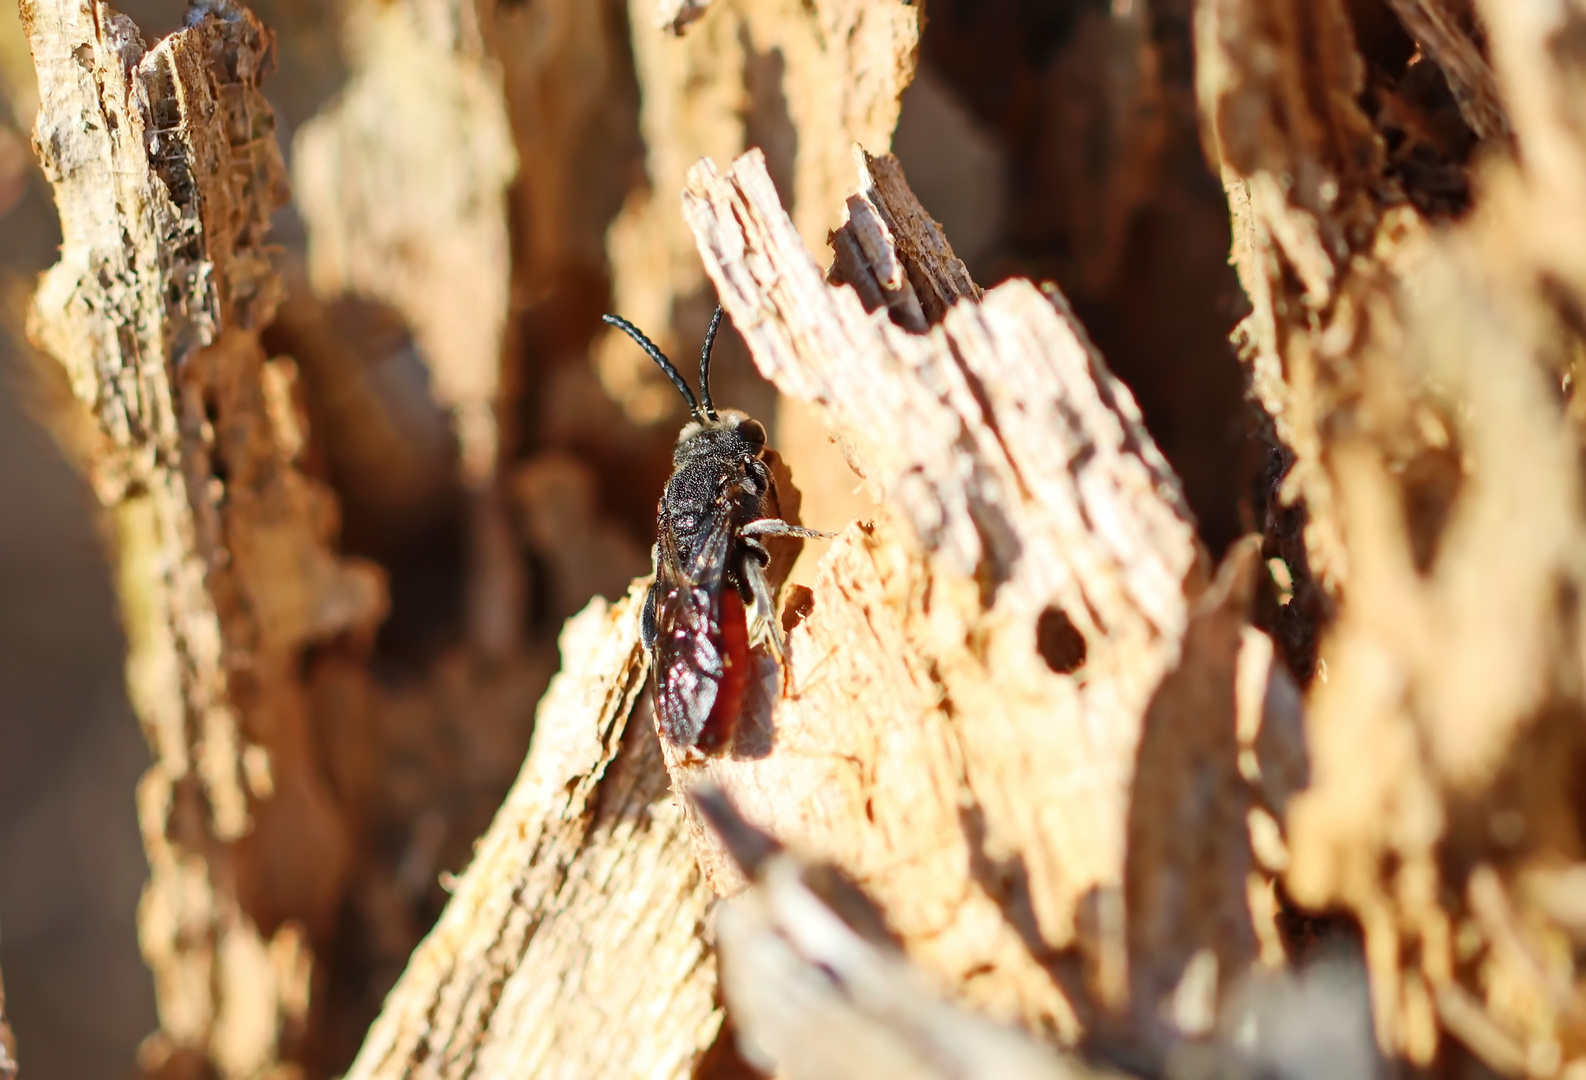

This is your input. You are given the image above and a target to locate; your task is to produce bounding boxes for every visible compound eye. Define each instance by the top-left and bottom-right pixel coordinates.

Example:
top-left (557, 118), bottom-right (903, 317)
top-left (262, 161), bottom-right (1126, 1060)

top-left (738, 418), bottom-right (767, 446)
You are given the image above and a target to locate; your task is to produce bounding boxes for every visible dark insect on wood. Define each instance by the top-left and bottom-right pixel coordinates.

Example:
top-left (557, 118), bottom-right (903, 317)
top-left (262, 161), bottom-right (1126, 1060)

top-left (603, 306), bottom-right (832, 754)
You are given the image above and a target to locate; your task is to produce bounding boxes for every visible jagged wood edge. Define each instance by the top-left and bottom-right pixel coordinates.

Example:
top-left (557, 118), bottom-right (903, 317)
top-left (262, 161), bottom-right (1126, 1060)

top-left (664, 147), bottom-right (1290, 1051)
top-left (21, 2), bottom-right (385, 1074)
top-left (341, 587), bottom-right (724, 1080)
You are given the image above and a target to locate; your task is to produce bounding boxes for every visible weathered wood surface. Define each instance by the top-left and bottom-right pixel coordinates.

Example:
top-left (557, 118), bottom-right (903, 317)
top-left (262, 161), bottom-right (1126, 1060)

top-left (667, 146), bottom-right (1302, 1049)
top-left (335, 143), bottom-right (1304, 1076)
top-left (600, 0), bottom-right (919, 562)
top-left (292, 0), bottom-right (522, 660)
top-left (1201, 0), bottom-right (1586, 1069)
top-left (342, 587), bottom-right (723, 1080)
top-left (695, 786), bottom-right (1121, 1080)
top-left (21, 2), bottom-right (385, 1075)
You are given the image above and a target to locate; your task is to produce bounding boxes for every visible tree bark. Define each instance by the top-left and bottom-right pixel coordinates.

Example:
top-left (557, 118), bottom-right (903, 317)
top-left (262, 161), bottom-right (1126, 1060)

top-left (1202, 0), bottom-right (1586, 1070)
top-left (336, 142), bottom-right (1307, 1076)
top-left (23, 0), bottom-right (1586, 1076)
top-left (341, 588), bottom-right (721, 1080)
top-left (21, 2), bottom-right (384, 1076)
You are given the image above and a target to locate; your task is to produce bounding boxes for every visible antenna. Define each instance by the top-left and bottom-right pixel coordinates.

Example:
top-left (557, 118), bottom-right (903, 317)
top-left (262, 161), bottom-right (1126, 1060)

top-left (602, 314), bottom-right (704, 421)
top-left (698, 306), bottom-right (723, 421)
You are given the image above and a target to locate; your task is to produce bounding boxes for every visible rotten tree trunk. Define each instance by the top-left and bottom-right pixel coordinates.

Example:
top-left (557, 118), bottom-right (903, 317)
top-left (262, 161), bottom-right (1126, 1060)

top-left (341, 587), bottom-right (720, 1080)
top-left (1201, 0), bottom-right (1586, 1071)
top-left (675, 147), bottom-right (1207, 1040)
top-left (27, 0), bottom-right (1586, 1076)
top-left (674, 147), bottom-right (1307, 1058)
top-left (20, 2), bottom-right (384, 1076)
top-left (337, 144), bottom-right (1307, 1077)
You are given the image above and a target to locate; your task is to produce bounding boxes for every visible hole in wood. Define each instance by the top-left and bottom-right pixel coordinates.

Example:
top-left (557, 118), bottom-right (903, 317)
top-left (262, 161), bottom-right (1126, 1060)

top-left (780, 583), bottom-right (815, 635)
top-left (1036, 606), bottom-right (1086, 674)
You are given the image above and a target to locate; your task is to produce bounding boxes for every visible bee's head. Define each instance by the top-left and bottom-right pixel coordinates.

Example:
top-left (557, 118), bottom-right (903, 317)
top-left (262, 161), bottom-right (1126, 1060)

top-left (674, 410), bottom-right (767, 465)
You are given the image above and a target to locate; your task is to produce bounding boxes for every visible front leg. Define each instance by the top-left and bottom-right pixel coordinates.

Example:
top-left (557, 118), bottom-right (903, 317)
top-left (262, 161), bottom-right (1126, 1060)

top-left (739, 518), bottom-right (837, 541)
top-left (737, 520), bottom-right (835, 691)
top-left (735, 518), bottom-right (834, 651)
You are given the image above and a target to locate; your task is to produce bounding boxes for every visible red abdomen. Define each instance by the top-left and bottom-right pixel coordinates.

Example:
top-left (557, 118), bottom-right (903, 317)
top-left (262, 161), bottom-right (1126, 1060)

top-left (699, 588), bottom-right (749, 752)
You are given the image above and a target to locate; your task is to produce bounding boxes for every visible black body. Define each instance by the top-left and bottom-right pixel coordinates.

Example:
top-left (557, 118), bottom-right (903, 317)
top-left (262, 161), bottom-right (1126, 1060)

top-left (642, 411), bottom-right (775, 646)
top-left (603, 307), bottom-right (827, 752)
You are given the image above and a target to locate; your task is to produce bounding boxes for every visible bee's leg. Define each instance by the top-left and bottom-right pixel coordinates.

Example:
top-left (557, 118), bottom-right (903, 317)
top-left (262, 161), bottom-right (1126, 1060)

top-left (739, 518), bottom-right (837, 541)
top-left (740, 543), bottom-right (791, 691)
top-left (640, 580), bottom-right (659, 652)
top-left (640, 544), bottom-right (661, 652)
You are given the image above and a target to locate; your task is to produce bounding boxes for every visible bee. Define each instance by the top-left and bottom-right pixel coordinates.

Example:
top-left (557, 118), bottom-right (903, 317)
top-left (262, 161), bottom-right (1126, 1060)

top-left (603, 306), bottom-right (832, 754)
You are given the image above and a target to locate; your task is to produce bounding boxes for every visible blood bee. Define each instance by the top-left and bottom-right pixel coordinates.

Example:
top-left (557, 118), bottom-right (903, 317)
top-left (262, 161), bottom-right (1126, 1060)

top-left (603, 306), bottom-right (831, 753)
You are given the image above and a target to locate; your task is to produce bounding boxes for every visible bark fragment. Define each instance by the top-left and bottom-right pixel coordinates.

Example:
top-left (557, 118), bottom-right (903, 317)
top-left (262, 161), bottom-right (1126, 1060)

top-left (21, 2), bottom-right (384, 1075)
top-left (665, 145), bottom-right (1288, 1044)
top-left (340, 588), bottom-right (720, 1080)
top-left (1200, 0), bottom-right (1586, 1068)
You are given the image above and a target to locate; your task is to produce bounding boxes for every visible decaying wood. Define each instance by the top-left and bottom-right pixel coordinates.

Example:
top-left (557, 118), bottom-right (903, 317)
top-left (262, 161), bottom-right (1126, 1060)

top-left (1201, 0), bottom-right (1586, 1069)
top-left (662, 145), bottom-right (1303, 1050)
top-left (264, 260), bottom-right (458, 526)
top-left (20, 2), bottom-right (385, 1076)
top-left (30, 1), bottom-right (1586, 1076)
top-left (1382, 0), bottom-right (1508, 140)
top-left (292, 0), bottom-right (522, 661)
top-left (694, 785), bottom-right (1119, 1080)
top-left (341, 587), bottom-right (721, 1080)
top-left (700, 776), bottom-right (1374, 1080)
top-left (511, 452), bottom-right (650, 625)
top-left (292, 0), bottom-right (513, 488)
top-left (477, 0), bottom-right (636, 301)
top-left (657, 0), bottom-right (714, 37)
top-left (276, 7), bottom-right (657, 1064)
top-left (332, 144), bottom-right (1303, 1077)
top-left (596, 0), bottom-right (919, 428)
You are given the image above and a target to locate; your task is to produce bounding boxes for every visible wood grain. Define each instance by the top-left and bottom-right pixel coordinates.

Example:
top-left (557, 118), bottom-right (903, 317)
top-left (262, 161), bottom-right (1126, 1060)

top-left (342, 587), bottom-right (723, 1080)
top-left (21, 2), bottom-right (385, 1075)
top-left (1202, 0), bottom-right (1586, 1067)
top-left (663, 146), bottom-right (1287, 1049)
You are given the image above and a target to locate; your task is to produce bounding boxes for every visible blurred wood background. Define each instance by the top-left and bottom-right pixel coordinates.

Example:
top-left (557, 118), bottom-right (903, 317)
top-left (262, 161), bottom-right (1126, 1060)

top-left (8, 0), bottom-right (1586, 1078)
